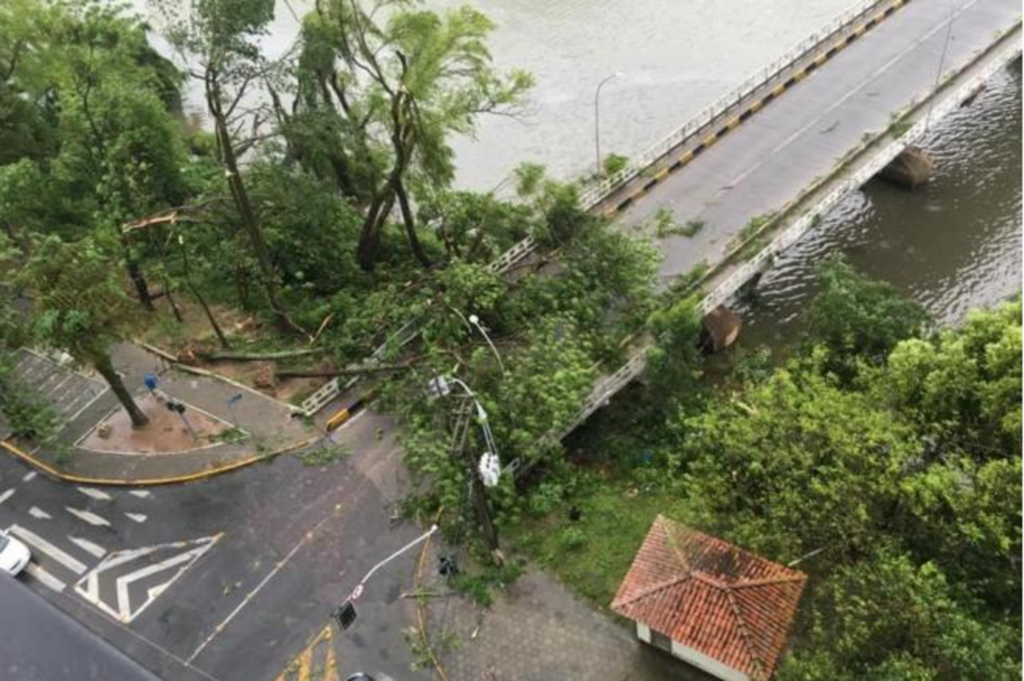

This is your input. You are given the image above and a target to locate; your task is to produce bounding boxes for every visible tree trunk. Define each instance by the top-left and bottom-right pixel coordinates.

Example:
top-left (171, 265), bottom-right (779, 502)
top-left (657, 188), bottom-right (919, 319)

top-left (395, 178), bottom-right (431, 269)
top-left (180, 240), bottom-right (231, 349)
top-left (356, 190), bottom-right (395, 271)
top-left (122, 235), bottom-right (155, 312)
top-left (205, 71), bottom-right (305, 336)
top-left (92, 352), bottom-right (149, 428)
top-left (163, 276), bottom-right (184, 323)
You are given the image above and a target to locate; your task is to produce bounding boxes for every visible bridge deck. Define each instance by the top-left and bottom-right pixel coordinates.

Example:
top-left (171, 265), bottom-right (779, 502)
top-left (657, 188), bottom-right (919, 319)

top-left (606, 0), bottom-right (1020, 285)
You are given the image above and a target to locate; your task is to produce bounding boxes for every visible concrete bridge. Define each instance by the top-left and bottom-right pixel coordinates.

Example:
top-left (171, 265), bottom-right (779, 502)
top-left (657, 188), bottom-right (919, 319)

top-left (532, 0), bottom-right (1022, 447)
top-left (304, 0), bottom-right (1021, 448)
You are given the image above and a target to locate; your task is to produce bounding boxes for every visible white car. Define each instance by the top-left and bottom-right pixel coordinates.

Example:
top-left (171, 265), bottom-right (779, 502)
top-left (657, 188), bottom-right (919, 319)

top-left (0, 531), bottom-right (30, 576)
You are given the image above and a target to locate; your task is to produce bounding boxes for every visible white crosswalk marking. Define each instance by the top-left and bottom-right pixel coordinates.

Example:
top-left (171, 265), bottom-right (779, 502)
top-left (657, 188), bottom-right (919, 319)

top-left (125, 513), bottom-right (147, 523)
top-left (28, 507), bottom-right (52, 520)
top-left (25, 562), bottom-right (67, 593)
top-left (9, 525), bottom-right (87, 574)
top-left (22, 471), bottom-right (36, 482)
top-left (69, 536), bottom-right (107, 559)
top-left (76, 487), bottom-right (112, 501)
top-left (128, 490), bottom-right (151, 499)
top-left (66, 507), bottom-right (111, 527)
top-left (0, 489), bottom-right (14, 505)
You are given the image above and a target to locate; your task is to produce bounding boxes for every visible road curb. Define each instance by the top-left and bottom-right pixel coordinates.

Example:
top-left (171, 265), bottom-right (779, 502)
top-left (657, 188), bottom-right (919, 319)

top-left (0, 435), bottom-right (320, 487)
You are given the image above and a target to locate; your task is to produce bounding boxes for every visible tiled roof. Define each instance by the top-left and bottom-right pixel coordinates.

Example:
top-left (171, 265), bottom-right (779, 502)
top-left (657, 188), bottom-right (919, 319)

top-left (611, 516), bottom-right (806, 680)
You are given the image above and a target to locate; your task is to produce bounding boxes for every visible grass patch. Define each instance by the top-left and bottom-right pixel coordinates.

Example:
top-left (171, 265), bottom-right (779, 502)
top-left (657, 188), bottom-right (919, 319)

top-left (890, 119), bottom-right (912, 138)
top-left (214, 427), bottom-right (247, 444)
top-left (510, 473), bottom-right (688, 608)
top-left (300, 443), bottom-right (350, 466)
top-left (652, 208), bottom-right (705, 239)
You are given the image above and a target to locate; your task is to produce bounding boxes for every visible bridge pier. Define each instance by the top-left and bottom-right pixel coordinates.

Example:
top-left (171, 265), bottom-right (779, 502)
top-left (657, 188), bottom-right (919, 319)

top-left (700, 305), bottom-right (742, 354)
top-left (879, 145), bottom-right (933, 189)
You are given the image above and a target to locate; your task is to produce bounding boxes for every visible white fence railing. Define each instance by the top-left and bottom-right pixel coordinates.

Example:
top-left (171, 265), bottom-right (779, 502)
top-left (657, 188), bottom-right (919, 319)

top-left (576, 0), bottom-right (892, 212)
top-left (492, 0), bottom-right (894, 281)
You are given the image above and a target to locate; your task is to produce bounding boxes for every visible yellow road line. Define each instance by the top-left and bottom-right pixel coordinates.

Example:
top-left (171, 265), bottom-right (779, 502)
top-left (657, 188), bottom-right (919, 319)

top-left (0, 436), bottom-right (319, 487)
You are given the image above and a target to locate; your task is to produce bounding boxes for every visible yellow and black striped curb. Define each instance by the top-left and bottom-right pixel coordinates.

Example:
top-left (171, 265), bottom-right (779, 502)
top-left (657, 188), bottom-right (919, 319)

top-left (602, 0), bottom-right (911, 218)
top-left (0, 435), bottom-right (320, 487)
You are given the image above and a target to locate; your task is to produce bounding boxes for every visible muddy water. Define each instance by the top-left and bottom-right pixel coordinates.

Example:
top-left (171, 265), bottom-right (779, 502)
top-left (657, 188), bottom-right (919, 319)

top-left (732, 61), bottom-right (1022, 350)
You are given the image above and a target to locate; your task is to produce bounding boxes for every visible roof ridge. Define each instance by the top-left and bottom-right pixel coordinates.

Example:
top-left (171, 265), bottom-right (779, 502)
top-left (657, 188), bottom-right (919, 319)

top-left (657, 515), bottom-right (692, 572)
top-left (731, 574), bottom-right (806, 589)
top-left (723, 587), bottom-right (766, 679)
top-left (612, 573), bottom-right (693, 609)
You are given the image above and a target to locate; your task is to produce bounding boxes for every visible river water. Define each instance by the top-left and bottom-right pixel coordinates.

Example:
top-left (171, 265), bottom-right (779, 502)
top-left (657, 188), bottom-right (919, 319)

top-left (733, 61), bottom-right (1022, 349)
top-left (135, 0), bottom-right (1021, 332)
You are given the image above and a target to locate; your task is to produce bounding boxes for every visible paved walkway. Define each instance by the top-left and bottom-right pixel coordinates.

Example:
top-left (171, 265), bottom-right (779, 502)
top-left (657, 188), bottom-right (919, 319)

top-left (422, 557), bottom-right (687, 681)
top-left (277, 537), bottom-right (695, 681)
top-left (0, 342), bottom-right (319, 483)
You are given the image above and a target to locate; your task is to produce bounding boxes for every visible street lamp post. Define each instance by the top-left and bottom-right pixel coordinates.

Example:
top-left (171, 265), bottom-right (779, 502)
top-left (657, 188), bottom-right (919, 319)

top-left (335, 524), bottom-right (440, 630)
top-left (468, 314), bottom-right (506, 376)
top-left (594, 72), bottom-right (622, 177)
top-left (449, 307), bottom-right (506, 375)
top-left (427, 375), bottom-right (504, 563)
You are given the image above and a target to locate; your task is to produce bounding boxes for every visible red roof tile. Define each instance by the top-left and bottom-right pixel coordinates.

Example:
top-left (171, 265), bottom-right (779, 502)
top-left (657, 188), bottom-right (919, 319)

top-left (611, 516), bottom-right (806, 680)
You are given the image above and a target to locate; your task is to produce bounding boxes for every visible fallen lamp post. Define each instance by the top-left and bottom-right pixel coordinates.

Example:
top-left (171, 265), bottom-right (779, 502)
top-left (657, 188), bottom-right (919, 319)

top-left (334, 524), bottom-right (439, 630)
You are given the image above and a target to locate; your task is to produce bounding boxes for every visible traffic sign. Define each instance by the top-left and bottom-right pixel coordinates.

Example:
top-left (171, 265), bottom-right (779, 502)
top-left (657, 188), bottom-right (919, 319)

top-left (334, 600), bottom-right (357, 630)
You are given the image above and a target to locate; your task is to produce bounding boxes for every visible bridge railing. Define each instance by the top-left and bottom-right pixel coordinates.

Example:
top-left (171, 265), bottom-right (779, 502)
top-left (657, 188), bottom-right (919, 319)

top-left (492, 0), bottom-right (893, 280)
top-left (576, 0), bottom-right (891, 212)
top-left (547, 18), bottom-right (1024, 449)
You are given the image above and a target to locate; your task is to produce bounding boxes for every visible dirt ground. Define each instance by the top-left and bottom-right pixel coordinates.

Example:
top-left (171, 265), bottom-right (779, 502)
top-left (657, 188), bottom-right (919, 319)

top-left (133, 296), bottom-right (328, 405)
top-left (79, 393), bottom-right (234, 455)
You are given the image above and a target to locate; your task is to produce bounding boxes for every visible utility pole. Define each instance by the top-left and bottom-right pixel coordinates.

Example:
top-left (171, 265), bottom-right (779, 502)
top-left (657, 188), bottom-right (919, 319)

top-left (594, 72), bottom-right (622, 176)
top-left (451, 400), bottom-right (501, 561)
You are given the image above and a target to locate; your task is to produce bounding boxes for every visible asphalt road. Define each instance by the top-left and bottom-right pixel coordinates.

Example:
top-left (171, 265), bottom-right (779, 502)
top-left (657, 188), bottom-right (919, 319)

top-left (612, 0), bottom-right (1020, 283)
top-left (0, 407), bottom-right (426, 681)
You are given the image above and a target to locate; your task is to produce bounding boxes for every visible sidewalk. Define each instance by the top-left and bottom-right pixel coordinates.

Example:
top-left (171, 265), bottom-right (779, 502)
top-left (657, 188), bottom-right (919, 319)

top-left (419, 548), bottom-right (686, 681)
top-left (1, 342), bottom-right (320, 484)
top-left (276, 534), bottom-right (691, 681)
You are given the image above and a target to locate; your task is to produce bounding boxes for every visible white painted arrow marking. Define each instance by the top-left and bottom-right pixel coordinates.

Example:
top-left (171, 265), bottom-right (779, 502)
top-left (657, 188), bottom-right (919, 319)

top-left (76, 487), bottom-right (112, 501)
top-left (9, 525), bottom-right (87, 574)
top-left (28, 507), bottom-right (51, 520)
top-left (0, 489), bottom-right (15, 506)
top-left (128, 490), bottom-right (151, 499)
top-left (66, 507), bottom-right (111, 527)
top-left (68, 536), bottom-right (107, 559)
top-left (115, 546), bottom-right (206, 621)
top-left (125, 513), bottom-right (147, 523)
top-left (74, 535), bottom-right (220, 623)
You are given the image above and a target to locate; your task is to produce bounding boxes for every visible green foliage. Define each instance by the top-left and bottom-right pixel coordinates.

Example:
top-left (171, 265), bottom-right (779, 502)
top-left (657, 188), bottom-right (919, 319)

top-left (806, 255), bottom-right (929, 378)
top-left (300, 443), bottom-right (350, 467)
top-left (0, 350), bottom-right (62, 447)
top-left (21, 236), bottom-right (133, 363)
top-left (645, 296), bottom-right (704, 413)
top-left (679, 354), bottom-right (919, 560)
top-left (651, 208), bottom-right (704, 239)
top-left (602, 153), bottom-right (628, 177)
top-left (450, 559), bottom-right (525, 608)
top-left (778, 550), bottom-right (1019, 681)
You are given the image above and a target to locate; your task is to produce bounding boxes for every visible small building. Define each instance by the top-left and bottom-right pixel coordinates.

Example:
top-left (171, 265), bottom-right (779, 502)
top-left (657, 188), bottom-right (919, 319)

top-left (611, 516), bottom-right (806, 681)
